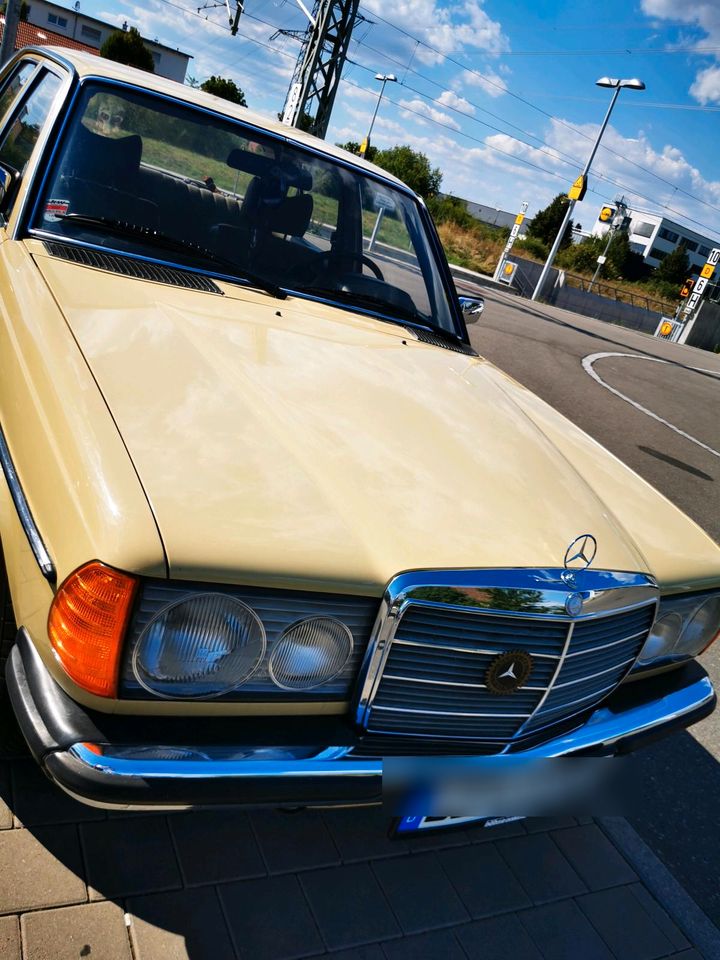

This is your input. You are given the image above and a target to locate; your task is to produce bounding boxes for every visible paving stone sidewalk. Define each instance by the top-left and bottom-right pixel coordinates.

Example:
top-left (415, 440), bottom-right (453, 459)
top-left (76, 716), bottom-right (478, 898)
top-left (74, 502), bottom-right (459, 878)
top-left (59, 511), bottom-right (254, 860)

top-left (0, 712), bottom-right (716, 960)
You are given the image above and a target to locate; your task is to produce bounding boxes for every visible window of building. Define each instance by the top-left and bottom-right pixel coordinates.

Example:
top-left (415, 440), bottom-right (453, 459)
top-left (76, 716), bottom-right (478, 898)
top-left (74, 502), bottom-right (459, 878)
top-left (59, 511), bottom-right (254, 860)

top-left (47, 13), bottom-right (56, 22)
top-left (682, 239), bottom-right (698, 252)
top-left (152, 51), bottom-right (162, 64)
top-left (81, 25), bottom-right (102, 41)
top-left (658, 227), bottom-right (679, 243)
top-left (648, 247), bottom-right (667, 261)
top-left (631, 220), bottom-right (654, 238)
top-left (699, 245), bottom-right (711, 258)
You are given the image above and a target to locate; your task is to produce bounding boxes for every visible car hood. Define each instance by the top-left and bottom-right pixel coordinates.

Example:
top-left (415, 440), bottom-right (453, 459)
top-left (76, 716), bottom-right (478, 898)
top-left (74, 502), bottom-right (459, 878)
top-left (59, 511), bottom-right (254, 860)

top-left (34, 248), bottom-right (720, 593)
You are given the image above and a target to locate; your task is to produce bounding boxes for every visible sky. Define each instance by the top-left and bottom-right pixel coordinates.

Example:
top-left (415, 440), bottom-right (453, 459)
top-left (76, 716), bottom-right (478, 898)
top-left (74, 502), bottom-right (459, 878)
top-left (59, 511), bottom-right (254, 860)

top-left (90, 0), bottom-right (720, 242)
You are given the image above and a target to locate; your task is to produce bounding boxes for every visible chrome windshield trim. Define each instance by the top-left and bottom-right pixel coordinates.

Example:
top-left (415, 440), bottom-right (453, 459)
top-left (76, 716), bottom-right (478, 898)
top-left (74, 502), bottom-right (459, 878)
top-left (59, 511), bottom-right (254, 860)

top-left (0, 425), bottom-right (55, 581)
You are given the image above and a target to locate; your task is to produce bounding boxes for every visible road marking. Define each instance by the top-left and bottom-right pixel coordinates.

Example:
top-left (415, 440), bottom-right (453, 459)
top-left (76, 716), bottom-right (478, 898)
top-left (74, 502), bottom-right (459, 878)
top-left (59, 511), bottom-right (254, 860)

top-left (582, 352), bottom-right (720, 460)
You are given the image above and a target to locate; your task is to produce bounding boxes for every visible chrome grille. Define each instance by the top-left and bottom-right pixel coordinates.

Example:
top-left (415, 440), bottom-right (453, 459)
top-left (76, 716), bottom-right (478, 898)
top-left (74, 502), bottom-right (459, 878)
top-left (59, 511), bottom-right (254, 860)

top-left (359, 570), bottom-right (657, 747)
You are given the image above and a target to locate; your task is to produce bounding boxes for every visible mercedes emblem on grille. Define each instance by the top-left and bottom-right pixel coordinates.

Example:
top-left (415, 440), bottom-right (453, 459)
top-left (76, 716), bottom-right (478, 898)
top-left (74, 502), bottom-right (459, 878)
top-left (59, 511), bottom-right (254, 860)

top-left (563, 534), bottom-right (597, 570)
top-left (486, 651), bottom-right (533, 695)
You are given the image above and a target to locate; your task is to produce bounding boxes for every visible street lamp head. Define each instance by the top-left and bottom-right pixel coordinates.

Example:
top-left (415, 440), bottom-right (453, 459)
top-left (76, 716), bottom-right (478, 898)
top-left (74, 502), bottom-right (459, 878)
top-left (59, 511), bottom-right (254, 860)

top-left (596, 76), bottom-right (645, 90)
top-left (375, 73), bottom-right (397, 82)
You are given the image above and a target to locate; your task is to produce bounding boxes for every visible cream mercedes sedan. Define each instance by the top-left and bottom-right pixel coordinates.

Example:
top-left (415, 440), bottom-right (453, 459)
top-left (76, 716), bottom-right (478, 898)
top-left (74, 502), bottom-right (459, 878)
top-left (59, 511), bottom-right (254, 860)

top-left (0, 47), bottom-right (718, 813)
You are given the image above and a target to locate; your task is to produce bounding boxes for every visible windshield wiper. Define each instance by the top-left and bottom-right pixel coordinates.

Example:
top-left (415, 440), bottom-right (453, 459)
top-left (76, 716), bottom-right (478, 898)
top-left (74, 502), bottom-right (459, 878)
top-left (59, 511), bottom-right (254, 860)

top-left (293, 285), bottom-right (422, 325)
top-left (57, 214), bottom-right (286, 299)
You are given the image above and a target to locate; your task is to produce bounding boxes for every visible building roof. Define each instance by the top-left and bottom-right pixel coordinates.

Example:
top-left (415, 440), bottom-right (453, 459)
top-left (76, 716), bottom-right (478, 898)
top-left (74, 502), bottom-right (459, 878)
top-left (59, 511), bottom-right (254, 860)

top-left (36, 0), bottom-right (191, 58)
top-left (0, 18), bottom-right (99, 55)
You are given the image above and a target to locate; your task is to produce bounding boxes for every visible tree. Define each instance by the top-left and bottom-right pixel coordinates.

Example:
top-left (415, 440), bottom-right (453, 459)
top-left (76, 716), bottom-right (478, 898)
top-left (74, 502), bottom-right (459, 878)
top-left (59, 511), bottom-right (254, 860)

top-left (337, 140), bottom-right (378, 162)
top-left (100, 27), bottom-right (154, 73)
top-left (200, 76), bottom-right (247, 107)
top-left (1, 0), bottom-right (29, 19)
top-left (654, 244), bottom-right (690, 286)
top-left (606, 232), bottom-right (647, 281)
top-left (372, 145), bottom-right (442, 197)
top-left (527, 193), bottom-right (573, 249)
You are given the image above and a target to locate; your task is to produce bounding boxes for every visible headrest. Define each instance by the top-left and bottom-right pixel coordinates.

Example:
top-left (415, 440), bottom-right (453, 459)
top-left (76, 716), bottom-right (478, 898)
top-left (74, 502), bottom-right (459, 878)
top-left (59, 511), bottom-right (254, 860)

top-left (63, 124), bottom-right (142, 187)
top-left (268, 193), bottom-right (313, 237)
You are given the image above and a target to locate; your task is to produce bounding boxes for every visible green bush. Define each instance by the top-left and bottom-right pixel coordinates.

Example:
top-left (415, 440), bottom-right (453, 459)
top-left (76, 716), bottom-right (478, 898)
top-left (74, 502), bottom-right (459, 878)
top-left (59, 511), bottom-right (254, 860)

top-left (515, 236), bottom-right (548, 261)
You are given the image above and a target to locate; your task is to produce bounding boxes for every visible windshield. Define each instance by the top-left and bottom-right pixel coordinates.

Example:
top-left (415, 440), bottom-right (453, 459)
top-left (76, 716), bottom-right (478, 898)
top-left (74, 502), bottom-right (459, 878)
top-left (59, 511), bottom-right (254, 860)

top-left (33, 82), bottom-right (459, 335)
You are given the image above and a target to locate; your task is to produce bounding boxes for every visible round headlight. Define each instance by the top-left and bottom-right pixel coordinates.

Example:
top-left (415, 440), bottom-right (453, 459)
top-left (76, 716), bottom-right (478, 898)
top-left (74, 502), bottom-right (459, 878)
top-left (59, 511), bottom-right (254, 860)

top-left (677, 595), bottom-right (720, 656)
top-left (133, 593), bottom-right (265, 699)
top-left (269, 617), bottom-right (353, 690)
top-left (637, 611), bottom-right (683, 665)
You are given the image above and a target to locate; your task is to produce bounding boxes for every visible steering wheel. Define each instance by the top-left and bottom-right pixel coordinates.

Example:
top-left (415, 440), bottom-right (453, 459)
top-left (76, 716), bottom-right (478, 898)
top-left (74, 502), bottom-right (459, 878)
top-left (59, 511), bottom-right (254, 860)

top-left (294, 250), bottom-right (385, 284)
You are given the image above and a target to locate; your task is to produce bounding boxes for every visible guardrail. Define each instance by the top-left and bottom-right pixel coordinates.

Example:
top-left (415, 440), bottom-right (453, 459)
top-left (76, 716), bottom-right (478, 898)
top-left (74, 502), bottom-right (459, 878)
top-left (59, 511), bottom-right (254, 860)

top-left (561, 272), bottom-right (674, 315)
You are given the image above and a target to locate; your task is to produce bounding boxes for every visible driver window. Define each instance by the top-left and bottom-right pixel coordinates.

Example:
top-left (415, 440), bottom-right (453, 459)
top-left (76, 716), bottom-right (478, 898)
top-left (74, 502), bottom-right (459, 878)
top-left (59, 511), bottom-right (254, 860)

top-left (0, 71), bottom-right (62, 177)
top-left (360, 181), bottom-right (432, 317)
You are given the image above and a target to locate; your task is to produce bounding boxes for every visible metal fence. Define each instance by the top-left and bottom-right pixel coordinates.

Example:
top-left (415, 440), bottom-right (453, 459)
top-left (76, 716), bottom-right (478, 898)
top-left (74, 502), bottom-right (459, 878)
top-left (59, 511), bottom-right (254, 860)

top-left (562, 272), bottom-right (674, 315)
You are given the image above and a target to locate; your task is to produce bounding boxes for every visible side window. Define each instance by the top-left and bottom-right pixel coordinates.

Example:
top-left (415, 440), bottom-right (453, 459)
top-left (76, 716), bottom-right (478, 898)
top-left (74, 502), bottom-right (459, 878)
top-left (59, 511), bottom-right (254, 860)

top-left (0, 71), bottom-right (63, 177)
top-left (0, 62), bottom-right (37, 127)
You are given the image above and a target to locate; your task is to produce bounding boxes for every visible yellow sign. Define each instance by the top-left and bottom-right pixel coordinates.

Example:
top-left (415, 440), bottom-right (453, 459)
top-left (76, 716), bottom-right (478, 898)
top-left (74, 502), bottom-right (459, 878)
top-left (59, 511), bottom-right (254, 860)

top-left (660, 321), bottom-right (673, 336)
top-left (504, 262), bottom-right (514, 275)
top-left (515, 213), bottom-right (525, 225)
top-left (700, 263), bottom-right (715, 279)
top-left (598, 206), bottom-right (615, 222)
top-left (568, 175), bottom-right (587, 201)
top-left (359, 137), bottom-right (369, 157)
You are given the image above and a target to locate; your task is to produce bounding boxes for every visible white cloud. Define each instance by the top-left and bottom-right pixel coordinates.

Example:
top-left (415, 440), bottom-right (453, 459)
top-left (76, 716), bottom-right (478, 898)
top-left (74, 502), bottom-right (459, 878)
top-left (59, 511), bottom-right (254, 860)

top-left (461, 68), bottom-right (507, 98)
top-left (437, 89), bottom-right (475, 115)
top-left (641, 0), bottom-right (720, 104)
top-left (361, 0), bottom-right (509, 67)
top-left (690, 64), bottom-right (720, 104)
top-left (398, 97), bottom-right (461, 130)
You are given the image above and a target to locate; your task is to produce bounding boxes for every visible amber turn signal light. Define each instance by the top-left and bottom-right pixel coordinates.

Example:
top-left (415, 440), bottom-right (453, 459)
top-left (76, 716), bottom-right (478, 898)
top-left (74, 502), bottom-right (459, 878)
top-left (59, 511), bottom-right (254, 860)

top-left (48, 561), bottom-right (138, 698)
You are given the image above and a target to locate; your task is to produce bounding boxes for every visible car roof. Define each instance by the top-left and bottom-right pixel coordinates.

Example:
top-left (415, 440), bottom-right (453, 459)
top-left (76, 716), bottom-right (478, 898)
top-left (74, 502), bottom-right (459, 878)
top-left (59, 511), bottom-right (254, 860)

top-left (26, 46), bottom-right (410, 192)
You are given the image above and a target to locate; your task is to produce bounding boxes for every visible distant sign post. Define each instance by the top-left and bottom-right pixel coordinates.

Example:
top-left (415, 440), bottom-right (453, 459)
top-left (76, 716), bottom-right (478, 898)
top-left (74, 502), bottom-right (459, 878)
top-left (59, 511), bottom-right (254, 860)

top-left (677, 247), bottom-right (719, 343)
top-left (492, 201), bottom-right (528, 282)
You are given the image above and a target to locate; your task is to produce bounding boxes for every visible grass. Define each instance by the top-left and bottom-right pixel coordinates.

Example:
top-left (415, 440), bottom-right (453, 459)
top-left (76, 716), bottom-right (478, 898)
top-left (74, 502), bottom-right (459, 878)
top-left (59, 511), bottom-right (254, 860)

top-left (437, 220), bottom-right (677, 314)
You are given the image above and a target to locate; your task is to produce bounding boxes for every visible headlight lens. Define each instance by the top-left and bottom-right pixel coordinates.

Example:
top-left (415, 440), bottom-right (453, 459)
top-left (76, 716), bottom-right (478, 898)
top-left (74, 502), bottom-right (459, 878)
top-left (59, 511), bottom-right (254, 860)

top-left (636, 592), bottom-right (720, 668)
top-left (133, 594), bottom-right (266, 698)
top-left (269, 617), bottom-right (353, 689)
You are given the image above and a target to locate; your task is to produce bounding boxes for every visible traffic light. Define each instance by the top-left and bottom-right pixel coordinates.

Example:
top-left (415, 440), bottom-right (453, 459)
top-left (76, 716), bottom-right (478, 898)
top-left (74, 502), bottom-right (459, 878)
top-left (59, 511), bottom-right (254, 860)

top-left (680, 278), bottom-right (695, 298)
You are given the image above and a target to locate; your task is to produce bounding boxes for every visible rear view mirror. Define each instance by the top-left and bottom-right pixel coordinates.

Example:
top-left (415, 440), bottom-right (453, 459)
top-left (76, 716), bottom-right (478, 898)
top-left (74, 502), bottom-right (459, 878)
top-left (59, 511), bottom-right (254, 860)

top-left (459, 295), bottom-right (484, 324)
top-left (0, 162), bottom-right (21, 220)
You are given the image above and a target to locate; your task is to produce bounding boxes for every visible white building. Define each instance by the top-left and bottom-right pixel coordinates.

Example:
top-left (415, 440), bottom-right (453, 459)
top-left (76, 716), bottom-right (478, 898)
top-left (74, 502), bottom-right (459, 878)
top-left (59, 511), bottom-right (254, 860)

top-left (592, 206), bottom-right (718, 275)
top-left (23, 0), bottom-right (191, 82)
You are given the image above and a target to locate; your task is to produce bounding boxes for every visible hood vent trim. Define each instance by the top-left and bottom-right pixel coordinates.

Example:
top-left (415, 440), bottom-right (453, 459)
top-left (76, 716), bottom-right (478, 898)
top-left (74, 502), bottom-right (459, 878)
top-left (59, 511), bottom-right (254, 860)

top-left (42, 241), bottom-right (224, 295)
top-left (406, 326), bottom-right (477, 356)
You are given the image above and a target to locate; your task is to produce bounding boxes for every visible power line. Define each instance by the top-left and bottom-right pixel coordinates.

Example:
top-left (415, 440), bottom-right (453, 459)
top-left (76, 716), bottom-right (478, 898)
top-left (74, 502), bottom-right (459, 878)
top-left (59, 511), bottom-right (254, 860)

top-left (147, 0), bottom-right (720, 235)
top-left (351, 8), bottom-right (720, 221)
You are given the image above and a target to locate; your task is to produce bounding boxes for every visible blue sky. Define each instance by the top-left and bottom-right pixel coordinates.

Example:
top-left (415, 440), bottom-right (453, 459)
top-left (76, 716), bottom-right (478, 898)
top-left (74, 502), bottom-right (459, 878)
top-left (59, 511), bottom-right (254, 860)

top-left (92, 0), bottom-right (720, 240)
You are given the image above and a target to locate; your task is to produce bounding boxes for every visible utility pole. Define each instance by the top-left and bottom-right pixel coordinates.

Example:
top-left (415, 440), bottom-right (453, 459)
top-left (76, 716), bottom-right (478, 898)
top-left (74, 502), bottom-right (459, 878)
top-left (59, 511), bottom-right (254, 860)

top-left (279, 0), bottom-right (361, 138)
top-left (588, 196), bottom-right (628, 292)
top-left (0, 0), bottom-right (21, 68)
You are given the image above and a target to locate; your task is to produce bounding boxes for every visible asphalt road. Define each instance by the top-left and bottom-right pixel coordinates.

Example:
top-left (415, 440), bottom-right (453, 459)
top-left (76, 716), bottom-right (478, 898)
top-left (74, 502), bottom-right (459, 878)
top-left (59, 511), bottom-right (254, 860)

top-left (461, 281), bottom-right (720, 928)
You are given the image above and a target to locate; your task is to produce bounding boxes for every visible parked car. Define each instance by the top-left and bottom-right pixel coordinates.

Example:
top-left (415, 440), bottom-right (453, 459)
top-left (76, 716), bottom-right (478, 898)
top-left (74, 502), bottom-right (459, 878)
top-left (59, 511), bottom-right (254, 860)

top-left (0, 47), bottom-right (718, 812)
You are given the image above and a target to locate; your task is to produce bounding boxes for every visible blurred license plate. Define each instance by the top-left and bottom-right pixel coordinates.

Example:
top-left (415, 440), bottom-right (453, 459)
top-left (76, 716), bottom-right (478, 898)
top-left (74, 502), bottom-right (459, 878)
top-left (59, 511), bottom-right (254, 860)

top-left (390, 815), bottom-right (525, 837)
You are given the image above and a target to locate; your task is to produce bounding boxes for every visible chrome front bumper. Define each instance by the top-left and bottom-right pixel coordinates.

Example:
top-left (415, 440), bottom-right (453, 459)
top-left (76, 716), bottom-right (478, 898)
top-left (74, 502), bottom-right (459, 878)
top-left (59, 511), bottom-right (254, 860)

top-left (7, 629), bottom-right (716, 811)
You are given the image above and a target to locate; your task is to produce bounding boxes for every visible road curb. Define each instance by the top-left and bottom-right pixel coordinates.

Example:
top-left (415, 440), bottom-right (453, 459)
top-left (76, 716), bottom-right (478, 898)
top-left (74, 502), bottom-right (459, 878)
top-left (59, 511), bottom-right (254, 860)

top-left (599, 816), bottom-right (720, 960)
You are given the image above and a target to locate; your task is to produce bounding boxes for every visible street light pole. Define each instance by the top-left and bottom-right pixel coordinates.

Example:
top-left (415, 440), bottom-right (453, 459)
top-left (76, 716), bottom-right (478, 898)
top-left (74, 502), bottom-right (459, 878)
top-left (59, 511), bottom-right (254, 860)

top-left (360, 74), bottom-right (396, 159)
top-left (531, 77), bottom-right (645, 302)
